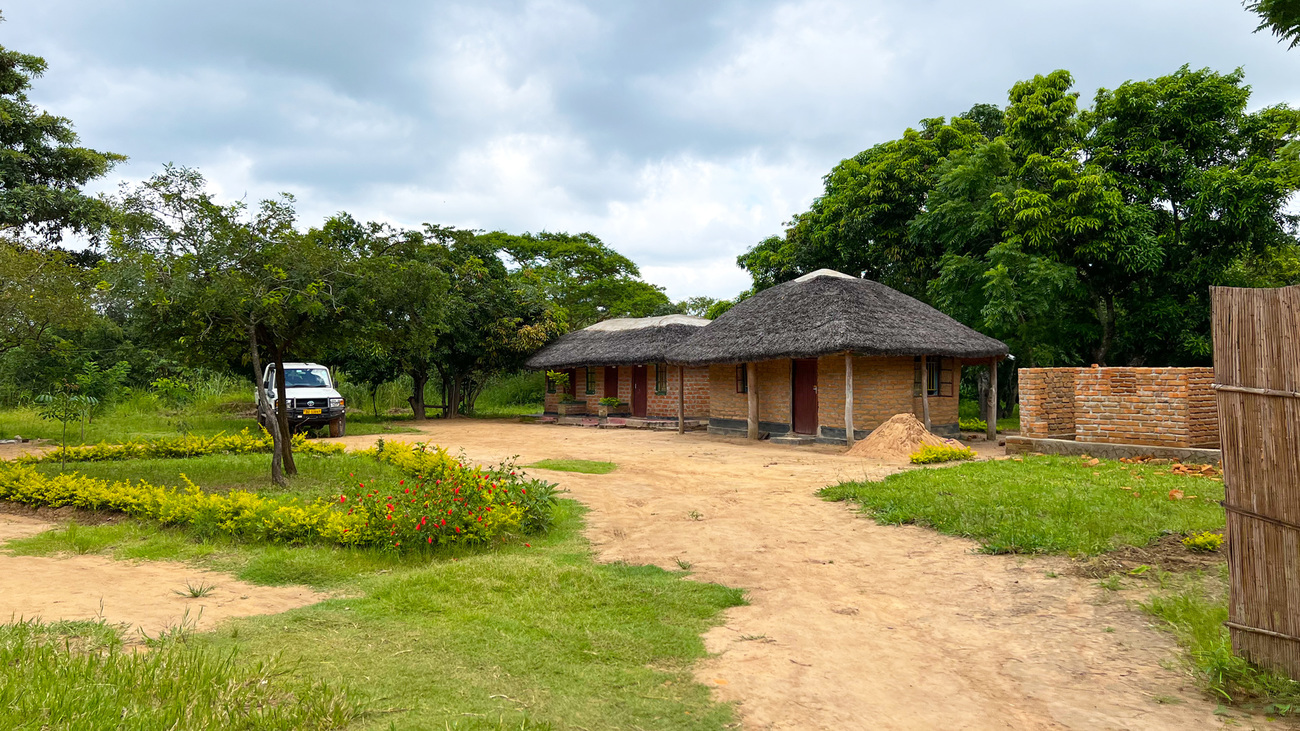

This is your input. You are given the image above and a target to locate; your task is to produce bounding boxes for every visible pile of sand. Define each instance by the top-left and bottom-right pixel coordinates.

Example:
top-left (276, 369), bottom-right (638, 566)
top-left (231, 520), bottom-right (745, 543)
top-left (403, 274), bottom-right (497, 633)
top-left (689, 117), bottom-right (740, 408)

top-left (847, 413), bottom-right (958, 461)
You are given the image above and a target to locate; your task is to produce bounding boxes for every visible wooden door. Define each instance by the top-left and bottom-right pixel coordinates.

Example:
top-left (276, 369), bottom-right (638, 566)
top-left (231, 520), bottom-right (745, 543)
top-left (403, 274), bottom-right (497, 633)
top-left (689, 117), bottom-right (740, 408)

top-left (631, 365), bottom-right (648, 417)
top-left (604, 367), bottom-right (619, 398)
top-left (792, 358), bottom-right (819, 434)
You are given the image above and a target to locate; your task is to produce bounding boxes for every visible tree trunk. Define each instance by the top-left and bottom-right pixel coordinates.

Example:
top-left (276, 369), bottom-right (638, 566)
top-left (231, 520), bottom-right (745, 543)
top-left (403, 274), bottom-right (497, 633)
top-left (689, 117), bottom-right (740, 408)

top-left (272, 342), bottom-right (297, 476)
top-left (370, 384), bottom-right (379, 419)
top-left (1093, 292), bottom-right (1115, 366)
top-left (447, 376), bottom-right (463, 419)
top-left (408, 368), bottom-right (428, 420)
top-left (248, 324), bottom-right (286, 487)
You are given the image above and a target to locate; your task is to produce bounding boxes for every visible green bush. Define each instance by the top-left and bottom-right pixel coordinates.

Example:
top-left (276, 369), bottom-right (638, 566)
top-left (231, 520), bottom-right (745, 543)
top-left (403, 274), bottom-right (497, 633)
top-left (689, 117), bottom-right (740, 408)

top-left (1183, 531), bottom-right (1224, 553)
top-left (958, 417), bottom-right (987, 432)
top-left (18, 429), bottom-right (344, 464)
top-left (0, 441), bottom-right (556, 550)
top-left (910, 443), bottom-right (977, 464)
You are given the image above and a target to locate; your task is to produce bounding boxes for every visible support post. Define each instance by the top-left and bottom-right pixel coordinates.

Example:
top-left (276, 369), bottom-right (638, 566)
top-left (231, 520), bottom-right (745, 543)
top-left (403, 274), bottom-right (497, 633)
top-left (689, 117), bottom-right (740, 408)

top-left (677, 365), bottom-right (685, 434)
top-left (987, 357), bottom-right (998, 442)
top-left (844, 353), bottom-right (855, 447)
top-left (921, 356), bottom-right (932, 432)
top-left (746, 362), bottom-right (759, 440)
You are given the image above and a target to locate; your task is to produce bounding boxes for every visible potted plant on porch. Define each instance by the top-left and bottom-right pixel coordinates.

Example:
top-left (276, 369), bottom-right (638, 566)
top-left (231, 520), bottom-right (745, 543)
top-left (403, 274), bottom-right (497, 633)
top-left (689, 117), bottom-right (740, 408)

top-left (597, 396), bottom-right (624, 418)
top-left (547, 371), bottom-right (588, 416)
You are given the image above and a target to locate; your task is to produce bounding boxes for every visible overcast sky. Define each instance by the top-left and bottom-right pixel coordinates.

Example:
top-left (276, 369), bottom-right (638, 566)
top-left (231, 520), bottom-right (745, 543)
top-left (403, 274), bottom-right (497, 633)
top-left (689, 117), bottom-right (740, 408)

top-left (7, 1), bottom-right (1299, 299)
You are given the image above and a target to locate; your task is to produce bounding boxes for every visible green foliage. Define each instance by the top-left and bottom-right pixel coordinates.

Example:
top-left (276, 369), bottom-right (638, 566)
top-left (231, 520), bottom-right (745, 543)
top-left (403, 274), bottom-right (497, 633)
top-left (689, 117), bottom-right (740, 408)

top-left (1182, 531), bottom-right (1225, 553)
top-left (1246, 0), bottom-right (1300, 48)
top-left (598, 396), bottom-right (622, 407)
top-left (19, 428), bottom-right (344, 464)
top-left (546, 370), bottom-right (574, 402)
top-left (0, 619), bottom-right (359, 730)
top-left (740, 66), bottom-right (1300, 369)
top-left (0, 243), bottom-right (97, 357)
top-left (149, 376), bottom-right (193, 406)
top-left (525, 459), bottom-right (618, 475)
top-left (0, 441), bottom-right (555, 549)
top-left (1142, 569), bottom-right (1300, 710)
top-left (958, 417), bottom-right (988, 432)
top-left (819, 455), bottom-right (1226, 554)
top-left (474, 371), bottom-right (545, 417)
top-left (909, 444), bottom-right (976, 464)
top-left (34, 381), bottom-right (95, 469)
top-left (0, 33), bottom-right (124, 241)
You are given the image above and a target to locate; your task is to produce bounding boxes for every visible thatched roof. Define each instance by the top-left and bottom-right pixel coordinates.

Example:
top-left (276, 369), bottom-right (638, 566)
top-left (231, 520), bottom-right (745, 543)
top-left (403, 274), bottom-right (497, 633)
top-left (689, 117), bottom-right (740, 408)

top-left (668, 269), bottom-right (1008, 365)
top-left (525, 315), bottom-right (710, 369)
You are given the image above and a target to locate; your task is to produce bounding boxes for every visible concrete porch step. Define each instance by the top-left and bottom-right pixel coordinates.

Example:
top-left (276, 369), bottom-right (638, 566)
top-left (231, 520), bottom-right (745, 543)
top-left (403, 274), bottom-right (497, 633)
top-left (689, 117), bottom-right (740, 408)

top-left (770, 434), bottom-right (817, 446)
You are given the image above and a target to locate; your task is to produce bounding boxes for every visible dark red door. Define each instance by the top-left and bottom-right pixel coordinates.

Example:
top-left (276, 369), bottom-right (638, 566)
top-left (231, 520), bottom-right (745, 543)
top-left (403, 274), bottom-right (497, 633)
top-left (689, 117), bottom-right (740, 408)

top-left (604, 367), bottom-right (619, 398)
top-left (631, 365), bottom-right (648, 417)
top-left (792, 358), bottom-right (818, 434)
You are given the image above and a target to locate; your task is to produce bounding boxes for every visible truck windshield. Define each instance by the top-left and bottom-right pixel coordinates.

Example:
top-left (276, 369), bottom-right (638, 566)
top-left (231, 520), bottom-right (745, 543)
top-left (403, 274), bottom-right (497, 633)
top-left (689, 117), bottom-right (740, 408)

top-left (280, 368), bottom-right (331, 388)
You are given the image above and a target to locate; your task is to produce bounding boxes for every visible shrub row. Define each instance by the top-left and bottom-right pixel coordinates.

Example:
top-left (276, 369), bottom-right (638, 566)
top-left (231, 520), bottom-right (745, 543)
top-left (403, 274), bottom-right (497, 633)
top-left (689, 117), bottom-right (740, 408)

top-left (909, 443), bottom-right (977, 464)
top-left (19, 429), bottom-right (345, 464)
top-left (0, 441), bottom-right (556, 550)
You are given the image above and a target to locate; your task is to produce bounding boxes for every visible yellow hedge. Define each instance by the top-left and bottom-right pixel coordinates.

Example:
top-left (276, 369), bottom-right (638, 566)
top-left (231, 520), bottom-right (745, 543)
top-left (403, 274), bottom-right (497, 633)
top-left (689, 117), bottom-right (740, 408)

top-left (20, 429), bottom-right (345, 464)
top-left (0, 441), bottom-right (556, 549)
top-left (909, 443), bottom-right (977, 464)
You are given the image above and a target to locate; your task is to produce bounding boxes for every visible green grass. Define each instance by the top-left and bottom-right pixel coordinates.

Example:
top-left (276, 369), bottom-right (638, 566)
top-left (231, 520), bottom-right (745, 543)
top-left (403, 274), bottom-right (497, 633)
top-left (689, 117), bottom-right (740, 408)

top-left (820, 455), bottom-right (1225, 555)
top-left (1142, 567), bottom-right (1300, 715)
top-left (474, 372), bottom-right (544, 418)
top-left (3, 452), bottom-right (745, 728)
top-left (32, 452), bottom-right (407, 502)
top-left (0, 618), bottom-right (359, 730)
top-left (958, 399), bottom-right (1019, 432)
top-left (524, 459), bottom-right (618, 475)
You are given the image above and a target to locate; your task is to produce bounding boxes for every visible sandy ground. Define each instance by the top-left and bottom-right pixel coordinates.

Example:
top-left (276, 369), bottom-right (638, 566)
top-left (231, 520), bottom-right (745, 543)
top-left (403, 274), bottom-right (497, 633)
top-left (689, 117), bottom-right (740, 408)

top-left (0, 513), bottom-right (323, 637)
top-left (330, 420), bottom-right (1244, 731)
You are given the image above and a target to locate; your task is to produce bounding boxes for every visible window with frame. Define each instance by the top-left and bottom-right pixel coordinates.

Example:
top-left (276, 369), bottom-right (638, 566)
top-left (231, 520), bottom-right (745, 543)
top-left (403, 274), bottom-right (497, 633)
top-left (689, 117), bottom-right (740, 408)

top-left (913, 356), bottom-right (953, 397)
top-left (585, 368), bottom-right (596, 395)
top-left (736, 364), bottom-right (748, 393)
top-left (546, 374), bottom-right (556, 394)
top-left (654, 363), bottom-right (668, 395)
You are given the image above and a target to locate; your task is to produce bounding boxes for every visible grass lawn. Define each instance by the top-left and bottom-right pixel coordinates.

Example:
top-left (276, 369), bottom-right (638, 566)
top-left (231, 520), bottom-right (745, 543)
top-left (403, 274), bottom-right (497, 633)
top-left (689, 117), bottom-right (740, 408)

top-left (32, 452), bottom-right (408, 502)
top-left (4, 453), bottom-right (745, 729)
top-left (524, 459), bottom-right (617, 475)
top-left (820, 455), bottom-right (1225, 555)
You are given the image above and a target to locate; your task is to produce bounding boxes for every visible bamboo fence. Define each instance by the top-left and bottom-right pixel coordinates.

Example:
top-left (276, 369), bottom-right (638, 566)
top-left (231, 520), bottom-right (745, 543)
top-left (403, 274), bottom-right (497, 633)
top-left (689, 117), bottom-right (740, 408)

top-left (1212, 284), bottom-right (1300, 677)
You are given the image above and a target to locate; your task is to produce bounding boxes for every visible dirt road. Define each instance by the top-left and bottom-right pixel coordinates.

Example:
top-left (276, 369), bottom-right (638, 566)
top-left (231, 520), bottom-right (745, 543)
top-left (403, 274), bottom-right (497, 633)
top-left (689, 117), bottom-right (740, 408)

top-left (335, 419), bottom-right (1228, 730)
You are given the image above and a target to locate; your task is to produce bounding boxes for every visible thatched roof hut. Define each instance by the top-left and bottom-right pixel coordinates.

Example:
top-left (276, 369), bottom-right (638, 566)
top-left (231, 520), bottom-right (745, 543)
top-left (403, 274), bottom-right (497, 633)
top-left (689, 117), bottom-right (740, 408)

top-left (525, 314), bottom-right (710, 370)
top-left (668, 269), bottom-right (1008, 365)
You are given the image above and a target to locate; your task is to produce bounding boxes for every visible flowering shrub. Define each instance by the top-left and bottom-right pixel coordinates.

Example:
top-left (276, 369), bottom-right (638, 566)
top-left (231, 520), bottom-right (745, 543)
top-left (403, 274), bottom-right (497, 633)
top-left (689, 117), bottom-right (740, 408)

top-left (0, 440), bottom-right (557, 551)
top-left (18, 429), bottom-right (345, 464)
top-left (909, 443), bottom-right (977, 464)
top-left (1182, 531), bottom-right (1224, 553)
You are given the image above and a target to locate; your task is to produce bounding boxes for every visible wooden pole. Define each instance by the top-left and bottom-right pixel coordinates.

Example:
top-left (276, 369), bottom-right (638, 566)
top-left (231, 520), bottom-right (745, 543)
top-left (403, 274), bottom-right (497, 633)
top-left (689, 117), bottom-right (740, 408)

top-left (677, 365), bottom-right (685, 434)
top-left (844, 353), bottom-right (855, 447)
top-left (987, 357), bottom-right (998, 443)
top-left (747, 362), bottom-right (759, 440)
top-left (921, 356), bottom-right (932, 432)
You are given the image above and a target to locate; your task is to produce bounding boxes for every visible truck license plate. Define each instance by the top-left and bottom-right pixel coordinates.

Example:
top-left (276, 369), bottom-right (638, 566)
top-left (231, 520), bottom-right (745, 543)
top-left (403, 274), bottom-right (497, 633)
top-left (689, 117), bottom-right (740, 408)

top-left (303, 408), bottom-right (322, 415)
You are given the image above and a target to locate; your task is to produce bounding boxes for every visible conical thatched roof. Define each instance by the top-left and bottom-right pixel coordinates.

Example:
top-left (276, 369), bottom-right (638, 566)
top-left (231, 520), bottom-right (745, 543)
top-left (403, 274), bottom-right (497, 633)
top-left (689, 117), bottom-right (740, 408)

top-left (668, 270), bottom-right (1008, 365)
top-left (525, 315), bottom-right (710, 370)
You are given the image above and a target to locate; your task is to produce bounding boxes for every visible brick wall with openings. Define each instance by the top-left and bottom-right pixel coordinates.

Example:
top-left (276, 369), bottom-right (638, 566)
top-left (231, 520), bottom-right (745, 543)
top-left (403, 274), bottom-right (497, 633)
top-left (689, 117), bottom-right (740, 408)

top-left (816, 355), bottom-right (959, 433)
top-left (1019, 366), bottom-right (1218, 448)
top-left (1019, 368), bottom-right (1078, 438)
top-left (708, 359), bottom-right (792, 424)
top-left (544, 366), bottom-right (606, 413)
top-left (644, 365), bottom-right (710, 418)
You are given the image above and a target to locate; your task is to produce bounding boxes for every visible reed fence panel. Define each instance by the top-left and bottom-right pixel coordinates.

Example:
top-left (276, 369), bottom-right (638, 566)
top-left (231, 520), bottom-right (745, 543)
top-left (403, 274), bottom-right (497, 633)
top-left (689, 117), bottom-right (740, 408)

top-left (1212, 284), bottom-right (1300, 676)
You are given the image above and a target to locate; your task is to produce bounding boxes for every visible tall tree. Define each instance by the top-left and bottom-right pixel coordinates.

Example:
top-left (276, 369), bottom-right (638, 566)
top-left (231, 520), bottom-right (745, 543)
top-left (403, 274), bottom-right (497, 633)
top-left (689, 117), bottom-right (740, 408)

top-left (0, 242), bottom-right (95, 355)
top-left (0, 23), bottom-right (124, 242)
top-left (111, 167), bottom-right (343, 484)
top-left (1246, 0), bottom-right (1300, 48)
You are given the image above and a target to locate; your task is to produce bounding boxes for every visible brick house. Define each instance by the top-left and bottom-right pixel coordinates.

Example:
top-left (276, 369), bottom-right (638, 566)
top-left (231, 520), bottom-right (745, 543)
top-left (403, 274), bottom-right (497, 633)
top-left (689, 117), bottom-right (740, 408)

top-left (525, 315), bottom-right (711, 422)
top-left (667, 270), bottom-right (1009, 445)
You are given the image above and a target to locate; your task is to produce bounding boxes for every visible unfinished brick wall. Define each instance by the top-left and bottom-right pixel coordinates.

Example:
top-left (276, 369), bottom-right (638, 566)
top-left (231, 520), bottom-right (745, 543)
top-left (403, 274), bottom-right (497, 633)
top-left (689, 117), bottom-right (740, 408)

top-left (1019, 367), bottom-right (1219, 448)
top-left (1019, 368), bottom-right (1077, 439)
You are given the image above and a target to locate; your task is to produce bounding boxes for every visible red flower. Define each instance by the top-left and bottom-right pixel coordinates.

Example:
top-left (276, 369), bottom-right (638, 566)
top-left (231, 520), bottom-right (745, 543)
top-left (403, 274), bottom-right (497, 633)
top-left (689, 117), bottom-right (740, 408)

top-left (427, 536), bottom-right (433, 544)
top-left (404, 487), bottom-right (410, 494)
top-left (454, 526), bottom-right (461, 533)
top-left (399, 479), bottom-right (405, 485)
top-left (524, 543), bottom-right (531, 547)
top-left (339, 495), bottom-right (347, 502)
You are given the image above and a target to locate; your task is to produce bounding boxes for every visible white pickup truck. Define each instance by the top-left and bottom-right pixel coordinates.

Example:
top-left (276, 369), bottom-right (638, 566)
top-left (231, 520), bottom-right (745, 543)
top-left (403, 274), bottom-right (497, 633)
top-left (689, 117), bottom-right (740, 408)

top-left (257, 362), bottom-right (347, 437)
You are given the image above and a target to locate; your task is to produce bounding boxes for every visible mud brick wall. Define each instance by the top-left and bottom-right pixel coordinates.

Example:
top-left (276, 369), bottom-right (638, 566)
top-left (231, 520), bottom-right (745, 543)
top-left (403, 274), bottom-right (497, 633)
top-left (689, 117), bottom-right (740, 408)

top-left (708, 359), bottom-right (791, 423)
top-left (1019, 368), bottom-right (1078, 439)
top-left (645, 365), bottom-right (710, 418)
top-left (1020, 367), bottom-right (1219, 448)
top-left (817, 356), bottom-right (958, 433)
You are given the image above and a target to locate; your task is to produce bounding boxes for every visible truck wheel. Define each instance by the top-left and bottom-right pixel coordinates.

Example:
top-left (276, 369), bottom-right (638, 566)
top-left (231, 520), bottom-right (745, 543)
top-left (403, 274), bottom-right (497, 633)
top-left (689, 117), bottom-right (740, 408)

top-left (329, 415), bottom-right (346, 438)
